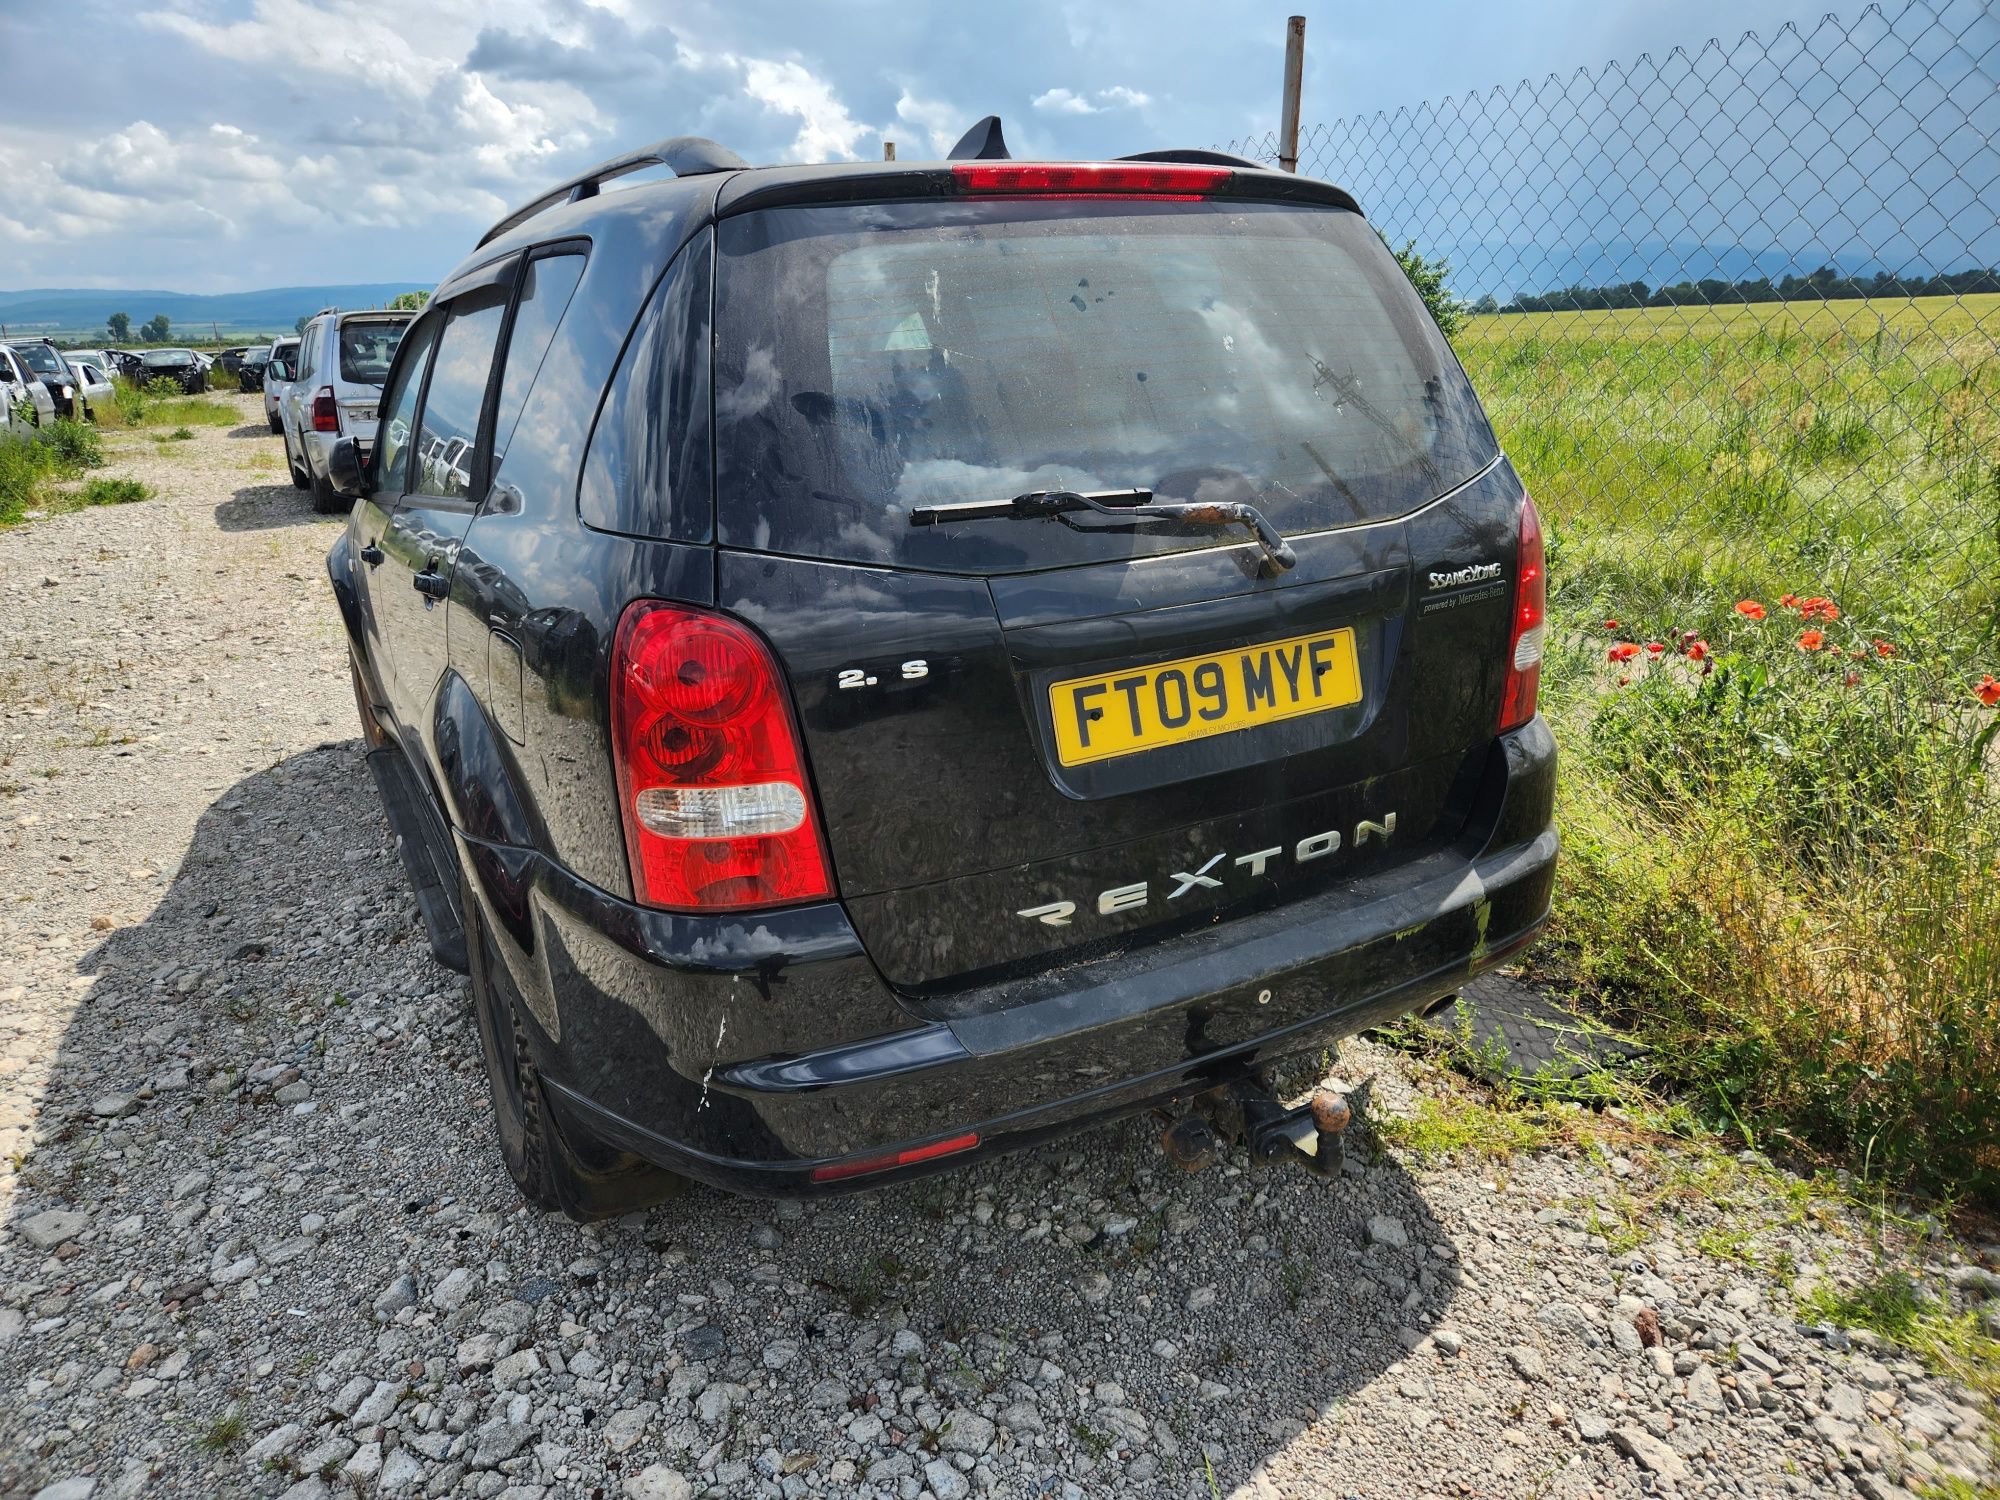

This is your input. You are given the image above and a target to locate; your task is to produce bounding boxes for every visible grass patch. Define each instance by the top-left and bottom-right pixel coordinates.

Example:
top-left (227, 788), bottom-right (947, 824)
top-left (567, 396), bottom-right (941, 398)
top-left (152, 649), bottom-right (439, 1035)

top-left (1464, 294), bottom-right (2000, 1207)
top-left (0, 421), bottom-right (114, 524)
top-left (73, 477), bottom-right (151, 508)
top-left (1373, 1086), bottom-right (1560, 1164)
top-left (101, 380), bottom-right (236, 431)
top-left (196, 1405), bottom-right (248, 1452)
top-left (1800, 1272), bottom-right (2000, 1399)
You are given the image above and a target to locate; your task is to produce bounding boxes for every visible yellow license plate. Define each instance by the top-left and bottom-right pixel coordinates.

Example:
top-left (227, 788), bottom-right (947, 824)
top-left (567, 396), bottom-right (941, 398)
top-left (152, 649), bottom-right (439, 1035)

top-left (1049, 627), bottom-right (1362, 767)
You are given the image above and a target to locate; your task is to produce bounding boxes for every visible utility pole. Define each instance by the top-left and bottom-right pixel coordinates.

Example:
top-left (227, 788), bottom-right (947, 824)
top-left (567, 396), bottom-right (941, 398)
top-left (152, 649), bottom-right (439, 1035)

top-left (883, 140), bottom-right (896, 161)
top-left (1279, 15), bottom-right (1306, 173)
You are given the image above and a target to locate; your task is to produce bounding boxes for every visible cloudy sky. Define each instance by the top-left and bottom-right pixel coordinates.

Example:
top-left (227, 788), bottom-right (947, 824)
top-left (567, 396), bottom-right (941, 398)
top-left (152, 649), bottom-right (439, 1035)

top-left (0, 0), bottom-right (1880, 292)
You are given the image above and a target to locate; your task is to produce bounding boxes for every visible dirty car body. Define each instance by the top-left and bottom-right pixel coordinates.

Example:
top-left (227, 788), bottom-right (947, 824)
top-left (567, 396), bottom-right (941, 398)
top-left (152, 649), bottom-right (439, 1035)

top-left (325, 139), bottom-right (1557, 1213)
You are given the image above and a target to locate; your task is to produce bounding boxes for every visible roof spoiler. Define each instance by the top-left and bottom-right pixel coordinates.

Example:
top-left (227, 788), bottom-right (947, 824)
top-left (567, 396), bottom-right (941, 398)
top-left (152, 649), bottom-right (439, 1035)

top-left (1118, 148), bottom-right (1268, 170)
top-left (477, 135), bottom-right (750, 249)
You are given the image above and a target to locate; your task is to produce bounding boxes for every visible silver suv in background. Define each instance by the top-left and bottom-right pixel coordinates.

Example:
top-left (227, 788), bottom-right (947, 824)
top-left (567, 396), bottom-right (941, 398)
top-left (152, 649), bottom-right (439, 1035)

top-left (279, 311), bottom-right (411, 512)
top-left (263, 336), bottom-right (300, 434)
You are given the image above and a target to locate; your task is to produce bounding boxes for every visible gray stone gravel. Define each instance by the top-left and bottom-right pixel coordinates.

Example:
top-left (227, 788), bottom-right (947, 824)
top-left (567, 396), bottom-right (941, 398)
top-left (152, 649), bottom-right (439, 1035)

top-left (1, 396), bottom-right (1997, 1498)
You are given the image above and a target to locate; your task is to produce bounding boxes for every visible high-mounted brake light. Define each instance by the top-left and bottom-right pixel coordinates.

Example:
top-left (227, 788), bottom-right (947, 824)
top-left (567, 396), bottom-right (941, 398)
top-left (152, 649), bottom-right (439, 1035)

top-left (952, 162), bottom-right (1232, 199)
top-left (311, 386), bottom-right (340, 434)
top-left (1498, 494), bottom-right (1546, 733)
top-left (611, 602), bottom-right (833, 912)
top-left (810, 1132), bottom-right (982, 1184)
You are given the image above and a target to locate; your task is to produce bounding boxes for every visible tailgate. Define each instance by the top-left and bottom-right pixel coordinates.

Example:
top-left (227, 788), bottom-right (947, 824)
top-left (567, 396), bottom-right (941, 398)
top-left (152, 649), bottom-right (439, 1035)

top-left (721, 459), bottom-right (1523, 996)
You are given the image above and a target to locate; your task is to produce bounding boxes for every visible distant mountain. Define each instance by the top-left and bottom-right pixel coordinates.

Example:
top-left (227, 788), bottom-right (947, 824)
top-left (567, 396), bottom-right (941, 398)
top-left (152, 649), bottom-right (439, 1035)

top-left (0, 283), bottom-right (432, 340)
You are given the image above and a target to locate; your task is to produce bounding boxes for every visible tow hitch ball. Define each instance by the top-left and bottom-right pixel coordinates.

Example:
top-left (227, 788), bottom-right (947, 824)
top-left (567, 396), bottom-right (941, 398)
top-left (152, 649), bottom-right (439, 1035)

top-left (1160, 1080), bottom-right (1357, 1178)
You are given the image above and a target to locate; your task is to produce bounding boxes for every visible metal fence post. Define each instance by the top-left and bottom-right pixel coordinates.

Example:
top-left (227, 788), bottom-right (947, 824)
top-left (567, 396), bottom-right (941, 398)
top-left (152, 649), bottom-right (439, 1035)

top-left (1278, 15), bottom-right (1305, 173)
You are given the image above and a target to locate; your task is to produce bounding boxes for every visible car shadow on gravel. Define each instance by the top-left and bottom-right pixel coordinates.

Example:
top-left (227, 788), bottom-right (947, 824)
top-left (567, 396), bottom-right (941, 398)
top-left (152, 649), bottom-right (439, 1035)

top-left (226, 422), bottom-right (272, 440)
top-left (23, 741), bottom-right (1461, 1497)
top-left (214, 479), bottom-right (330, 531)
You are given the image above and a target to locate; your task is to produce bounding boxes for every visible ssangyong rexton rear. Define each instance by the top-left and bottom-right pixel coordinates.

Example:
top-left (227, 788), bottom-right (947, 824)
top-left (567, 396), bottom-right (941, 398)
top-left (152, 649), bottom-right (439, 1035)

top-left (325, 142), bottom-right (1555, 1218)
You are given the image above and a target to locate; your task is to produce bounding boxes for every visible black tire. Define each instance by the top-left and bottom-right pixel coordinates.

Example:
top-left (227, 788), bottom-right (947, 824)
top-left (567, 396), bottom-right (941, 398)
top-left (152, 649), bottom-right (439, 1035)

top-left (268, 411), bottom-right (282, 434)
top-left (286, 434), bottom-right (310, 491)
top-left (463, 878), bottom-right (689, 1220)
top-left (310, 467), bottom-right (345, 515)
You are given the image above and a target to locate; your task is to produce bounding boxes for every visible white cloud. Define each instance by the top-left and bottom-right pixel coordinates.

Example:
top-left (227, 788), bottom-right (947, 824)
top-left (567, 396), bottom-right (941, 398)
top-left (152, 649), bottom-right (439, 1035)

top-left (738, 56), bottom-right (872, 162)
top-left (894, 90), bottom-right (969, 158)
top-left (1030, 84), bottom-right (1152, 115)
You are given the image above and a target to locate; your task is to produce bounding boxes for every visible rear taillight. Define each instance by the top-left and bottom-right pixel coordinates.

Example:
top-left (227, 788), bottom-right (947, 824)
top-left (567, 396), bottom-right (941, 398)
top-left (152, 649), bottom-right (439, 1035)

top-left (611, 602), bottom-right (833, 912)
top-left (952, 162), bottom-right (1231, 199)
top-left (310, 386), bottom-right (340, 433)
top-left (1498, 495), bottom-right (1546, 733)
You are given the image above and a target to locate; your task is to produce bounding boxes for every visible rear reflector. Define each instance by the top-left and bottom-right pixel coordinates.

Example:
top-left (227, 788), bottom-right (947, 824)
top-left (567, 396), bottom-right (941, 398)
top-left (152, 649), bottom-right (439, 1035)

top-left (953, 162), bottom-right (1231, 198)
top-left (1498, 494), bottom-right (1546, 733)
top-left (810, 1132), bottom-right (981, 1184)
top-left (611, 602), bottom-right (834, 911)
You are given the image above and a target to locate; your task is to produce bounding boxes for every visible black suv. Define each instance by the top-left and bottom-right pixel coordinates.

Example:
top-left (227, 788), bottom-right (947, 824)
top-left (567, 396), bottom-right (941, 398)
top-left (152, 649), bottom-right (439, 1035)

top-left (324, 125), bottom-right (1557, 1218)
top-left (5, 339), bottom-right (79, 418)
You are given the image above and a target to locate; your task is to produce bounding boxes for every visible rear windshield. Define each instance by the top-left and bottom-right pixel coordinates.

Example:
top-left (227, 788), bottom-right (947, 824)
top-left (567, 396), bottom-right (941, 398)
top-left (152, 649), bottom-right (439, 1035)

top-left (339, 319), bottom-right (408, 385)
top-left (141, 350), bottom-right (191, 366)
top-left (714, 199), bottom-right (1497, 571)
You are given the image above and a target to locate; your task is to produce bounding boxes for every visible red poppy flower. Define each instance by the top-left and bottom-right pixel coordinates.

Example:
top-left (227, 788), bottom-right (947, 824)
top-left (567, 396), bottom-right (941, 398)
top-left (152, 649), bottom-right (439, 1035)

top-left (1779, 593), bottom-right (1801, 609)
top-left (1734, 600), bottom-right (1766, 620)
top-left (1607, 643), bottom-right (1641, 663)
top-left (1603, 619), bottom-right (1620, 631)
top-left (1873, 639), bottom-right (1895, 657)
top-left (1798, 596), bottom-right (1840, 621)
top-left (1798, 630), bottom-right (1826, 652)
top-left (1685, 639), bottom-right (1709, 661)
top-left (1844, 671), bottom-right (1862, 688)
top-left (1978, 675), bottom-right (2000, 707)
top-left (1644, 641), bottom-right (1666, 656)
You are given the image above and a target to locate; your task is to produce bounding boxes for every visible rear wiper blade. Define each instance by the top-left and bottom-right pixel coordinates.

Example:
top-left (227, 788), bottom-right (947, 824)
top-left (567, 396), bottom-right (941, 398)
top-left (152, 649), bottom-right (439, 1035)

top-left (909, 488), bottom-right (1297, 575)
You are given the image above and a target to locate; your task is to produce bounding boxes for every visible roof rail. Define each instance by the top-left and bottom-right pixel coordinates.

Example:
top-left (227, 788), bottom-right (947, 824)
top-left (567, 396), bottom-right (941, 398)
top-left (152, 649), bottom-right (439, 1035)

top-left (477, 136), bottom-right (750, 248)
top-left (1118, 148), bottom-right (1269, 170)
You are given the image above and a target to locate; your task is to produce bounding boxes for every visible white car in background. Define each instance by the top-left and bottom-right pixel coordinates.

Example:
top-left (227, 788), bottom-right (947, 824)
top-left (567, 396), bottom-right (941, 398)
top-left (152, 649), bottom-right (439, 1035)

top-left (263, 336), bottom-right (300, 434)
top-left (278, 309), bottom-right (410, 512)
top-left (63, 357), bottom-right (116, 421)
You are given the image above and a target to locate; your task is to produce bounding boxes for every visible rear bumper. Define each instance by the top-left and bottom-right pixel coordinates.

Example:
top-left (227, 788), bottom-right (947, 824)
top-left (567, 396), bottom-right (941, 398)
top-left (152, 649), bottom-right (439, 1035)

top-left (471, 718), bottom-right (1557, 1196)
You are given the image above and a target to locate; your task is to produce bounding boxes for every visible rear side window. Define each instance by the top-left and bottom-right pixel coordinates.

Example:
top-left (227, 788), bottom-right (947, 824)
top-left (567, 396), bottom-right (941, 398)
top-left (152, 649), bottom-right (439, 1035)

top-left (578, 232), bottom-right (712, 541)
top-left (715, 200), bottom-right (1498, 572)
top-left (492, 253), bottom-right (585, 466)
top-left (375, 315), bottom-right (439, 497)
top-left (414, 289), bottom-right (508, 501)
top-left (339, 319), bottom-right (408, 386)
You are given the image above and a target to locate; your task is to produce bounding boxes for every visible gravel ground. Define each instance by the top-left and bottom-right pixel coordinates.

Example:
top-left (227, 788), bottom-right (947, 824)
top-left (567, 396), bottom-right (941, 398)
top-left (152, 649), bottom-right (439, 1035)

top-left (1, 395), bottom-right (1996, 1500)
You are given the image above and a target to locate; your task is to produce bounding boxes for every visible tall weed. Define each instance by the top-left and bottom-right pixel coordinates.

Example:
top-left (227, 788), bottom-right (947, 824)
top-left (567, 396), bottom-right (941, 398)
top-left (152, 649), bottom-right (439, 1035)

top-left (1544, 593), bottom-right (2000, 1201)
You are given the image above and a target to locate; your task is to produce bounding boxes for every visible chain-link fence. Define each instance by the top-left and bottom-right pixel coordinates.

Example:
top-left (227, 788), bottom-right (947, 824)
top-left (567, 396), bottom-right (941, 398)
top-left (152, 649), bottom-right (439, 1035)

top-left (1227, 0), bottom-right (2000, 653)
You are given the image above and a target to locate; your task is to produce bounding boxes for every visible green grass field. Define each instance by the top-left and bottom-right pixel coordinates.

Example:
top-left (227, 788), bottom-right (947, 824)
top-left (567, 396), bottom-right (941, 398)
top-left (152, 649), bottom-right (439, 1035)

top-left (1459, 294), bottom-right (2000, 647)
top-left (1462, 295), bottom-right (2000, 1206)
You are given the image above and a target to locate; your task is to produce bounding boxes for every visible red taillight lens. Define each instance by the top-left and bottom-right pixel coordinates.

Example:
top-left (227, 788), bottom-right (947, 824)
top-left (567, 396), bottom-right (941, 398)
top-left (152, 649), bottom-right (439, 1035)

top-left (952, 162), bottom-right (1231, 199)
top-left (810, 1132), bottom-right (982, 1184)
top-left (310, 386), bottom-right (340, 433)
top-left (611, 602), bottom-right (833, 912)
top-left (1498, 494), bottom-right (1546, 733)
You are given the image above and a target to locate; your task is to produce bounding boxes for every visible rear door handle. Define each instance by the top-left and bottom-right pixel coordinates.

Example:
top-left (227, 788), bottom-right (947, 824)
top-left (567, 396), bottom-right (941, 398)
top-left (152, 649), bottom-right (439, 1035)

top-left (414, 571), bottom-right (449, 600)
top-left (359, 544), bottom-right (385, 567)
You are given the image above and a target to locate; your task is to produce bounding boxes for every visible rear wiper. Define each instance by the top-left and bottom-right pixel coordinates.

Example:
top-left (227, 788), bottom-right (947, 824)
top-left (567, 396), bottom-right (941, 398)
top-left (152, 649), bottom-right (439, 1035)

top-left (909, 488), bottom-right (1297, 575)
